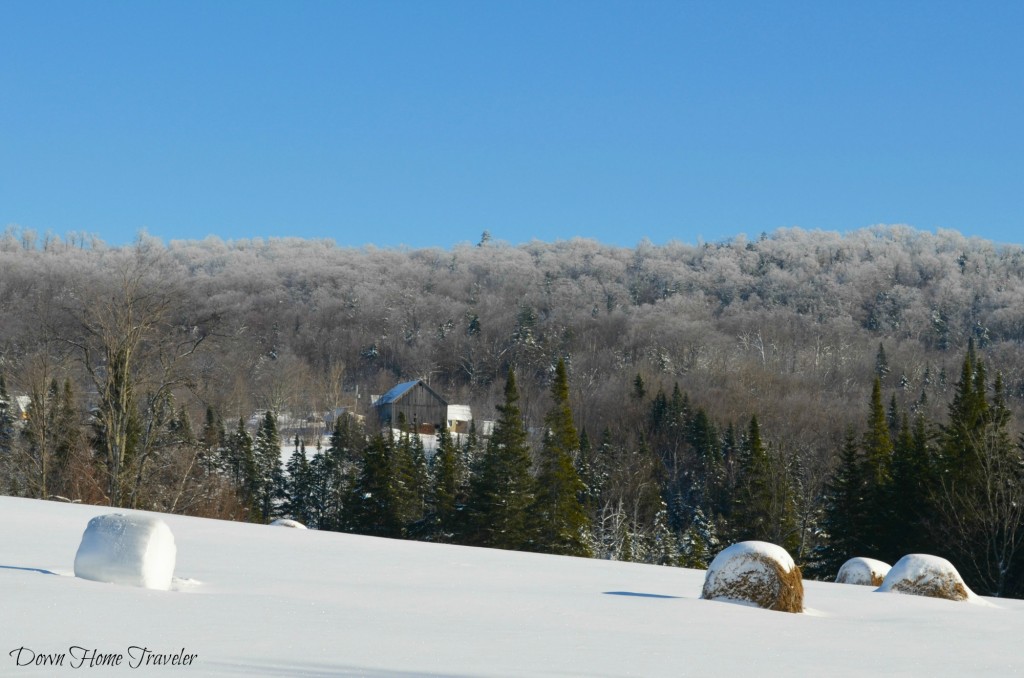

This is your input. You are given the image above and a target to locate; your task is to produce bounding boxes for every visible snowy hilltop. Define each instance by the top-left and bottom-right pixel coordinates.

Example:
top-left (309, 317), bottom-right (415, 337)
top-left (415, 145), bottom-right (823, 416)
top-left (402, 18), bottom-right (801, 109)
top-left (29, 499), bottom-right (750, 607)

top-left (3, 496), bottom-right (1024, 677)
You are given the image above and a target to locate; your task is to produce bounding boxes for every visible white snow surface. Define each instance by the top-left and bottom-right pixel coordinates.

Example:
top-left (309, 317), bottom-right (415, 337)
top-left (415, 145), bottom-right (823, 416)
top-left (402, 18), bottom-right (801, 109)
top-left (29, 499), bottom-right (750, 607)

top-left (4, 497), bottom-right (1024, 676)
top-left (706, 540), bottom-right (797, 575)
top-left (73, 513), bottom-right (176, 591)
top-left (878, 553), bottom-right (978, 600)
top-left (269, 518), bottom-right (307, 529)
top-left (836, 557), bottom-right (891, 586)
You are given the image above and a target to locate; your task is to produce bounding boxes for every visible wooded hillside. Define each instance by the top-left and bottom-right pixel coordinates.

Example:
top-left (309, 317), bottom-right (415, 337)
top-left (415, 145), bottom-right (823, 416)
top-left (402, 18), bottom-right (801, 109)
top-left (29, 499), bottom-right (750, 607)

top-left (2, 225), bottom-right (1023, 594)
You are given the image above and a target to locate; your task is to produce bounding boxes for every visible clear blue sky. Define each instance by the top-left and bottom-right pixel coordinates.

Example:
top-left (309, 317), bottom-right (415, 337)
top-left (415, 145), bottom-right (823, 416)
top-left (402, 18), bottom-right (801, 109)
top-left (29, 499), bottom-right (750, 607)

top-left (2, 1), bottom-right (1022, 249)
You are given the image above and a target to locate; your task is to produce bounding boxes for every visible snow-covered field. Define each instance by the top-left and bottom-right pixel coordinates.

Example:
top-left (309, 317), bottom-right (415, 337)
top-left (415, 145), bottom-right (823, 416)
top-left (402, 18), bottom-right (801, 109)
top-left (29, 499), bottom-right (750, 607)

top-left (3, 496), bottom-right (1023, 677)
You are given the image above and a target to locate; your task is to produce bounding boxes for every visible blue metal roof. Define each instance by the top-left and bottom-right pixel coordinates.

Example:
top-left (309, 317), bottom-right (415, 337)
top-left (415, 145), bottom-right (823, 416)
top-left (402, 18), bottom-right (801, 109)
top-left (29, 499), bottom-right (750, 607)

top-left (376, 380), bottom-right (420, 405)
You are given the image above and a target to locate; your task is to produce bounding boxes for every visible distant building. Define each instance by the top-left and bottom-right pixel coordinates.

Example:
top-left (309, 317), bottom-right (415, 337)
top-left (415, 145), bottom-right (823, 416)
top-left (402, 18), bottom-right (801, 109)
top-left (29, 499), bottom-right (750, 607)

top-left (373, 380), bottom-right (448, 433)
top-left (14, 395), bottom-right (30, 420)
top-left (446, 404), bottom-right (473, 434)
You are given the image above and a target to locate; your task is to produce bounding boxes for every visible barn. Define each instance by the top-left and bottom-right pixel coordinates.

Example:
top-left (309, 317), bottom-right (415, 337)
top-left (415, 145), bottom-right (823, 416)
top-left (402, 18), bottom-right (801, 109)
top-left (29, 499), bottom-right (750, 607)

top-left (373, 380), bottom-right (448, 433)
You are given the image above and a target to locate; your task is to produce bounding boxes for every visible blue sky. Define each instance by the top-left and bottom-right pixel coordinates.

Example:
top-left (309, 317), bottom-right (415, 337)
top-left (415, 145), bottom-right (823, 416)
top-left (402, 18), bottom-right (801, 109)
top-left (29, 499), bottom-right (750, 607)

top-left (2, 1), bottom-right (1022, 249)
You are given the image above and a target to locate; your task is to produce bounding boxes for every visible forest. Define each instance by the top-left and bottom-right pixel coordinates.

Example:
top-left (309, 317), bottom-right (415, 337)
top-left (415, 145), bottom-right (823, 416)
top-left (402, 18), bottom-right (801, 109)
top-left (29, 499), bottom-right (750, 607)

top-left (1, 224), bottom-right (1024, 596)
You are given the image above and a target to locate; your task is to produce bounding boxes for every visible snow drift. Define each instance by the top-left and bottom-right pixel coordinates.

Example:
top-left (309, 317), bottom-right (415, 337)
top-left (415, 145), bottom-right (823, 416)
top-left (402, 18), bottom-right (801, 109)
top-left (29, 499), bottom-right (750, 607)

top-left (270, 518), bottom-right (307, 529)
top-left (701, 541), bottom-right (803, 613)
top-left (877, 554), bottom-right (975, 601)
top-left (836, 557), bottom-right (891, 586)
top-left (73, 513), bottom-right (177, 590)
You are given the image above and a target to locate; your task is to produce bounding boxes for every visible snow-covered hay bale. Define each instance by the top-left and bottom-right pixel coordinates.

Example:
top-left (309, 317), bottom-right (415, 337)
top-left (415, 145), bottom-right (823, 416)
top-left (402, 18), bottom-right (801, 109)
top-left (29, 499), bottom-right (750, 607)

top-left (701, 541), bottom-right (803, 613)
top-left (877, 554), bottom-right (975, 601)
top-left (74, 513), bottom-right (176, 591)
top-left (270, 518), bottom-right (307, 529)
top-left (836, 557), bottom-right (891, 586)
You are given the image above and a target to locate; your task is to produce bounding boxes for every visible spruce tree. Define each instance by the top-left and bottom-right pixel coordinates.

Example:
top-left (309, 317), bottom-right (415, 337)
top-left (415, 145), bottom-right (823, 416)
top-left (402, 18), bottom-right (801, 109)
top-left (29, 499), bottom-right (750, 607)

top-left (887, 413), bottom-right (934, 557)
top-left (467, 369), bottom-right (538, 551)
top-left (0, 373), bottom-right (15, 456)
top-left (350, 432), bottom-right (401, 537)
top-left (533, 358), bottom-right (591, 556)
top-left (815, 429), bottom-right (867, 578)
top-left (285, 437), bottom-right (312, 524)
top-left (431, 427), bottom-right (465, 542)
top-left (252, 411), bottom-right (284, 520)
top-left (223, 418), bottom-right (258, 518)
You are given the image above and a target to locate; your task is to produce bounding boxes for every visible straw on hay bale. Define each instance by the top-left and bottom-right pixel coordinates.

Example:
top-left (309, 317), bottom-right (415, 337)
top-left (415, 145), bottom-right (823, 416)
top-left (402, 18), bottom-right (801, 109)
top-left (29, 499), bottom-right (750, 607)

top-left (836, 557), bottom-right (891, 586)
top-left (701, 541), bottom-right (803, 613)
top-left (877, 554), bottom-right (975, 601)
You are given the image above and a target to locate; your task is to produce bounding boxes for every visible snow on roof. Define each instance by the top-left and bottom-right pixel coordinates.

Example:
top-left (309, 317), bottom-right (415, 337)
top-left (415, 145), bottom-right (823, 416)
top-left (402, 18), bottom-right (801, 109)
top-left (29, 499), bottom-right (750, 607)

top-left (376, 380), bottom-right (422, 405)
top-left (447, 404), bottom-right (472, 421)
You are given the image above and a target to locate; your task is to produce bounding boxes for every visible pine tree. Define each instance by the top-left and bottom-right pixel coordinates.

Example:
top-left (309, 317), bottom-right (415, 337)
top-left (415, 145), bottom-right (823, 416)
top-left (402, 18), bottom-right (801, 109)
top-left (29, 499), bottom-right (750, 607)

top-left (350, 432), bottom-right (401, 537)
top-left (252, 411), bottom-right (285, 520)
top-left (887, 413), bottom-right (934, 557)
top-left (815, 429), bottom-right (866, 578)
top-left (285, 436), bottom-right (312, 524)
top-left (647, 502), bottom-right (680, 566)
top-left (863, 378), bottom-right (894, 488)
top-left (431, 427), bottom-right (465, 542)
top-left (533, 358), bottom-right (591, 556)
top-left (201, 406), bottom-right (226, 474)
top-left (875, 343), bottom-right (890, 379)
top-left (732, 415), bottom-right (770, 540)
top-left (467, 369), bottom-right (538, 551)
top-left (680, 506), bottom-right (719, 569)
top-left (391, 425), bottom-right (426, 533)
top-left (0, 373), bottom-right (15, 456)
top-left (223, 418), bottom-right (258, 518)
top-left (941, 338), bottom-right (989, 487)
top-left (730, 415), bottom-right (798, 552)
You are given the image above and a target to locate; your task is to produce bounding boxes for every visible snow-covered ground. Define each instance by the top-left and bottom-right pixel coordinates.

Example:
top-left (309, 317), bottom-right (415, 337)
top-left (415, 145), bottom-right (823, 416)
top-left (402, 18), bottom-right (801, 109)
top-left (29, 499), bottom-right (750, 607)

top-left (3, 495), bottom-right (1024, 676)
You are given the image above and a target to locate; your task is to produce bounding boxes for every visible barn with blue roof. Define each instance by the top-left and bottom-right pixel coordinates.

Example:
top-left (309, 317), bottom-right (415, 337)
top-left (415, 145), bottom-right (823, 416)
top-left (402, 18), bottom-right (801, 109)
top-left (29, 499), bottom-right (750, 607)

top-left (373, 379), bottom-right (448, 433)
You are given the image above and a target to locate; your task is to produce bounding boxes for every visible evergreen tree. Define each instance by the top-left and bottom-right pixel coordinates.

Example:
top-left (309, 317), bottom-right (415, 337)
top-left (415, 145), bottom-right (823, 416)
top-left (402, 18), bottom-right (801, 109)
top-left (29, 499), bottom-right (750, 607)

top-left (252, 411), bottom-right (285, 520)
top-left (731, 415), bottom-right (798, 552)
top-left (391, 424), bottom-right (426, 533)
top-left (350, 432), bottom-right (401, 537)
top-left (467, 370), bottom-right (538, 551)
top-left (430, 427), bottom-right (465, 542)
top-left (533, 358), bottom-right (591, 556)
top-left (863, 378), bottom-right (894, 488)
top-left (887, 413), bottom-right (934, 557)
top-left (680, 506), bottom-right (719, 569)
top-left (201, 406), bottom-right (226, 474)
top-left (875, 342), bottom-right (890, 378)
top-left (285, 436), bottom-right (312, 524)
top-left (0, 373), bottom-right (15, 456)
top-left (223, 418), bottom-right (258, 518)
top-left (647, 502), bottom-right (681, 566)
top-left (860, 377), bottom-right (895, 556)
top-left (815, 429), bottom-right (867, 578)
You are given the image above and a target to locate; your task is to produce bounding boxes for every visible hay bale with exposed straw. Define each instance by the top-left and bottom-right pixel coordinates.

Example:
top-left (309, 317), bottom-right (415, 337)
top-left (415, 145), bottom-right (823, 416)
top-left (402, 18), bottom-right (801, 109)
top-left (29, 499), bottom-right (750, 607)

top-left (701, 541), bottom-right (803, 613)
top-left (877, 554), bottom-right (975, 601)
top-left (836, 557), bottom-right (891, 586)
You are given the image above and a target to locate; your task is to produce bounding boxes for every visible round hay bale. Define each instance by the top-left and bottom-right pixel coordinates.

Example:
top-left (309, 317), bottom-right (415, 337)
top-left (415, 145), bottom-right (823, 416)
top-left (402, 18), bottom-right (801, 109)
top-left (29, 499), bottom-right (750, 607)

top-left (701, 541), bottom-right (803, 613)
top-left (836, 557), bottom-right (891, 586)
top-left (270, 518), bottom-right (308, 529)
top-left (878, 554), bottom-right (975, 601)
top-left (74, 513), bottom-right (176, 591)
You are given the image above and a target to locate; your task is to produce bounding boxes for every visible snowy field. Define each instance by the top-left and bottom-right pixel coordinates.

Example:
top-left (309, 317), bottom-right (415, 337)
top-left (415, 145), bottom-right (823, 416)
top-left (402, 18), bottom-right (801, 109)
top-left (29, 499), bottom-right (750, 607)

top-left (3, 496), bottom-right (1024, 677)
